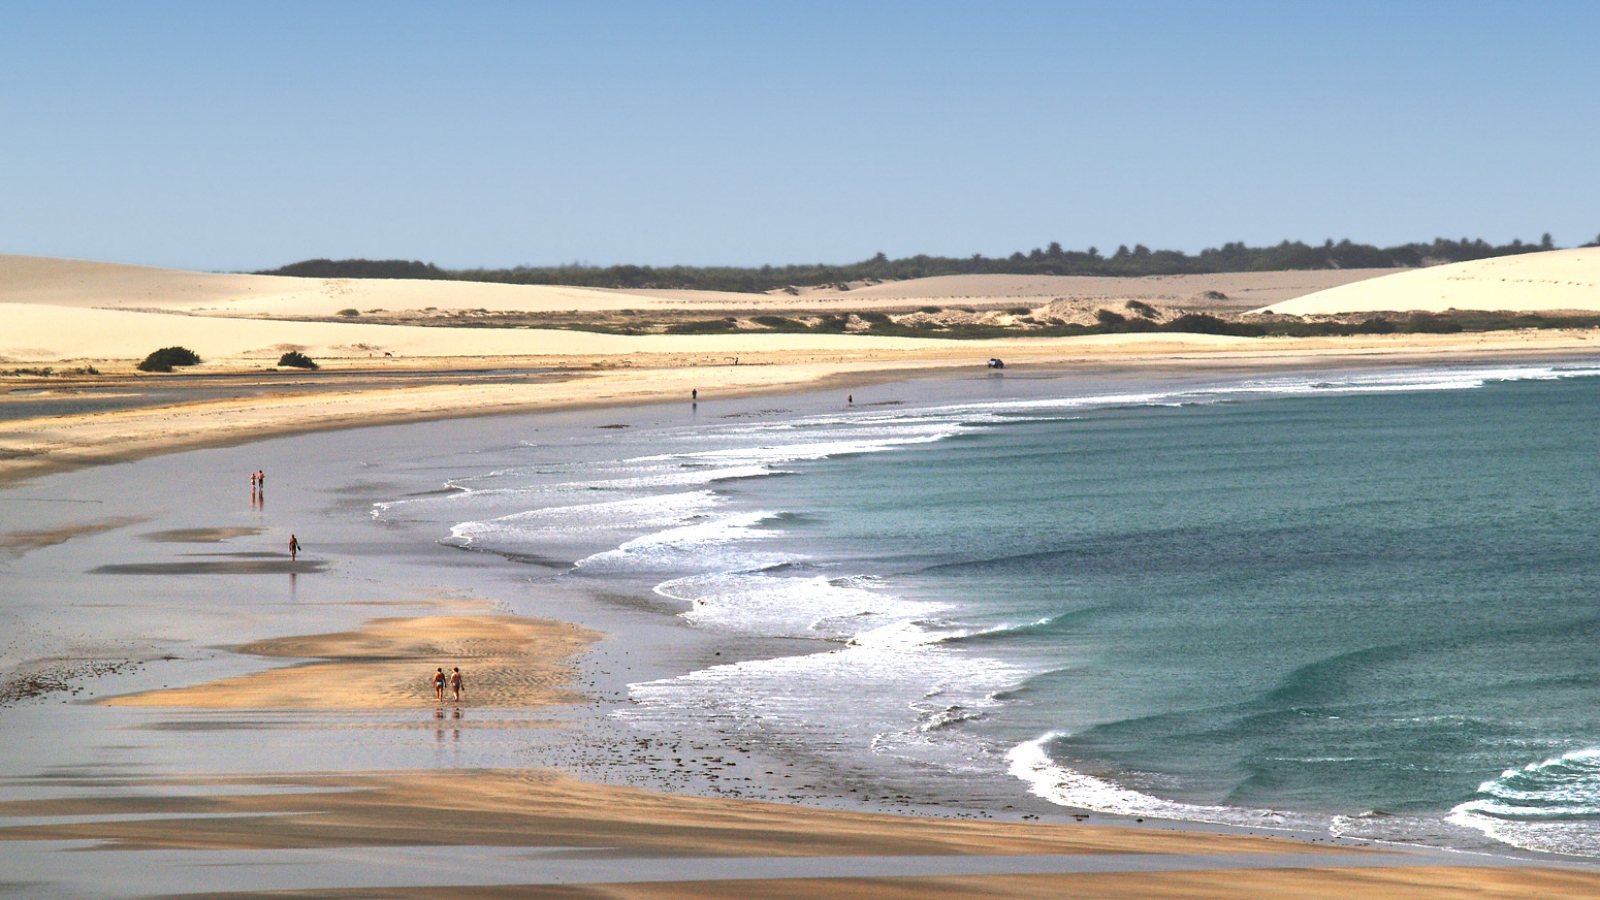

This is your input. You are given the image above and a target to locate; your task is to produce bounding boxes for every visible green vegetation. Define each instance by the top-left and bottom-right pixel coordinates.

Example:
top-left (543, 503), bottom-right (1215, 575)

top-left (336, 308), bottom-right (361, 317)
top-left (256, 232), bottom-right (1580, 294)
top-left (137, 347), bottom-right (202, 373)
top-left (277, 351), bottom-right (319, 369)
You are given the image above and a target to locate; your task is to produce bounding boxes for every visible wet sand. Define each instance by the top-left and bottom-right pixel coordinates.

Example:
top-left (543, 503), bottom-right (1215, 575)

top-left (105, 616), bottom-right (598, 710)
top-left (0, 515), bottom-right (148, 559)
top-left (5, 361), bottom-right (1600, 898)
top-left (1, 771), bottom-right (1595, 898)
top-left (140, 527), bottom-right (264, 543)
top-left (154, 869), bottom-right (1600, 900)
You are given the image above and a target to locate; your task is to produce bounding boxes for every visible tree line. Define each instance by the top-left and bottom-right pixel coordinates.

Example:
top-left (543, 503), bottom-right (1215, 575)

top-left (258, 232), bottom-right (1593, 294)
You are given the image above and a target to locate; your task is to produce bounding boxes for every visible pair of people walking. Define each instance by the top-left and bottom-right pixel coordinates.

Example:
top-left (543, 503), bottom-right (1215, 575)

top-left (432, 667), bottom-right (463, 703)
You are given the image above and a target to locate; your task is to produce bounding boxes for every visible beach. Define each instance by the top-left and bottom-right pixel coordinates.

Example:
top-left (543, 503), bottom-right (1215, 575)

top-left (6, 256), bottom-right (1600, 896)
top-left (4, 359), bottom-right (1600, 898)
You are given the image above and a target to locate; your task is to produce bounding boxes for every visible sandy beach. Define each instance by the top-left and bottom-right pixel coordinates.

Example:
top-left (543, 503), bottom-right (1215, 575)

top-left (4, 255), bottom-right (1600, 897)
top-left (5, 251), bottom-right (1599, 489)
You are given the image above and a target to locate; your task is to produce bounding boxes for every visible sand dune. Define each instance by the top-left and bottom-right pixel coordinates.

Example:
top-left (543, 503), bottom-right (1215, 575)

top-left (1259, 248), bottom-right (1600, 315)
top-left (1, 254), bottom-right (1395, 321)
top-left (0, 299), bottom-right (943, 364)
top-left (654, 269), bottom-right (1404, 310)
top-left (0, 254), bottom-right (680, 315)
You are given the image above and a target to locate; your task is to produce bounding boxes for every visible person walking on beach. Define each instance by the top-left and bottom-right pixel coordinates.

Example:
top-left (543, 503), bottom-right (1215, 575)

top-left (691, 388), bottom-right (697, 401)
top-left (288, 534), bottom-right (300, 561)
top-left (433, 668), bottom-right (446, 702)
top-left (450, 667), bottom-right (463, 702)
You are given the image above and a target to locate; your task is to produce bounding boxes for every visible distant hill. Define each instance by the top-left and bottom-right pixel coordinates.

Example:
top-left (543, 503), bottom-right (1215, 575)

top-left (258, 233), bottom-right (1593, 294)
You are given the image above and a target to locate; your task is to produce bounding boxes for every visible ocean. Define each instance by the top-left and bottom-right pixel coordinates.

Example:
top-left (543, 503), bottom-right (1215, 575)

top-left (377, 361), bottom-right (1600, 857)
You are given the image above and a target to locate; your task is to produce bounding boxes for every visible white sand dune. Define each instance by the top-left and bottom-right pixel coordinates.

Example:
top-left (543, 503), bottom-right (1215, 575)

top-left (0, 300), bottom-right (954, 363)
top-left (0, 254), bottom-right (697, 316)
top-left (1258, 248), bottom-right (1600, 316)
top-left (1, 254), bottom-right (1395, 318)
top-left (0, 253), bottom-right (1395, 365)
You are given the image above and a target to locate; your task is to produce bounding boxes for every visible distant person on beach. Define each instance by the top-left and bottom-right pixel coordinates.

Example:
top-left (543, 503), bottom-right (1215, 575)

top-left (450, 667), bottom-right (463, 702)
top-left (288, 534), bottom-right (300, 560)
top-left (848, 394), bottom-right (853, 405)
top-left (433, 668), bottom-right (446, 702)
top-left (691, 388), bottom-right (697, 401)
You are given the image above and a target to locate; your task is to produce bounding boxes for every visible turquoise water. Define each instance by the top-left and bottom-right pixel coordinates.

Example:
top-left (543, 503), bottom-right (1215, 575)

top-left (777, 373), bottom-right (1600, 852)
top-left (418, 363), bottom-right (1600, 855)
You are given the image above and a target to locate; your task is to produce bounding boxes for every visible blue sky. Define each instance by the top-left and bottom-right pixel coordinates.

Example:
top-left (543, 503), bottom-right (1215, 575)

top-left (1, 2), bottom-right (1595, 271)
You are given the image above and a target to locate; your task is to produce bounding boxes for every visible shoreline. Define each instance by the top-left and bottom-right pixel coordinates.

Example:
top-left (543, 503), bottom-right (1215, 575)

top-left (5, 348), bottom-right (1600, 897)
top-left (4, 329), bottom-right (1597, 488)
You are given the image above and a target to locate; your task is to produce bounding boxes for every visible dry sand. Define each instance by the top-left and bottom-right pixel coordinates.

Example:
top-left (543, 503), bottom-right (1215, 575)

top-left (106, 615), bottom-right (598, 710)
top-left (1260, 248), bottom-right (1600, 315)
top-left (0, 254), bottom-right (1396, 318)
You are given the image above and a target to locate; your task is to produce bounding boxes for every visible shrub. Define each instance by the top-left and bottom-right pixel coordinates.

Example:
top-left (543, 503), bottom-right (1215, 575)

top-left (1095, 309), bottom-right (1127, 326)
top-left (1125, 300), bottom-right (1158, 318)
top-left (1160, 314), bottom-right (1266, 337)
top-left (336, 308), bottom-right (361, 317)
top-left (137, 347), bottom-right (202, 372)
top-left (752, 315), bottom-right (813, 332)
top-left (919, 306), bottom-right (942, 314)
top-left (277, 351), bottom-right (319, 369)
top-left (1006, 306), bottom-right (1032, 315)
top-left (664, 319), bottom-right (740, 334)
top-left (1406, 312), bottom-right (1464, 334)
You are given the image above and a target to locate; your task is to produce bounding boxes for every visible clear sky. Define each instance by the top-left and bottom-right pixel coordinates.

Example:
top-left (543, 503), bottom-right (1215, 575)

top-left (2, 1), bottom-right (1596, 271)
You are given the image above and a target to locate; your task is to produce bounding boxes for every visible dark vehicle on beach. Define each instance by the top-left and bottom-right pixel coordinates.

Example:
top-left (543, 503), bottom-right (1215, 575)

top-left (987, 358), bottom-right (1005, 369)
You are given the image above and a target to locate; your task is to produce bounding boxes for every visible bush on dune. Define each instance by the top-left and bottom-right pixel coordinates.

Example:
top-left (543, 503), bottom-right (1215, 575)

top-left (277, 351), bottom-right (319, 369)
top-left (137, 347), bottom-right (202, 373)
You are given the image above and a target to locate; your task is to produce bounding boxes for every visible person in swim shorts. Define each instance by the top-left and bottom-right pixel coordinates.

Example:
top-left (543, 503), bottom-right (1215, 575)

top-left (450, 667), bottom-right (463, 702)
top-left (433, 668), bottom-right (446, 702)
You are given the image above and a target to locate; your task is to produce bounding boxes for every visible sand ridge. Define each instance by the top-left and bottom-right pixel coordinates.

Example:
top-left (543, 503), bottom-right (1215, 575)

top-left (0, 769), bottom-right (1329, 857)
top-left (5, 772), bottom-right (1595, 899)
top-left (105, 615), bottom-right (600, 710)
